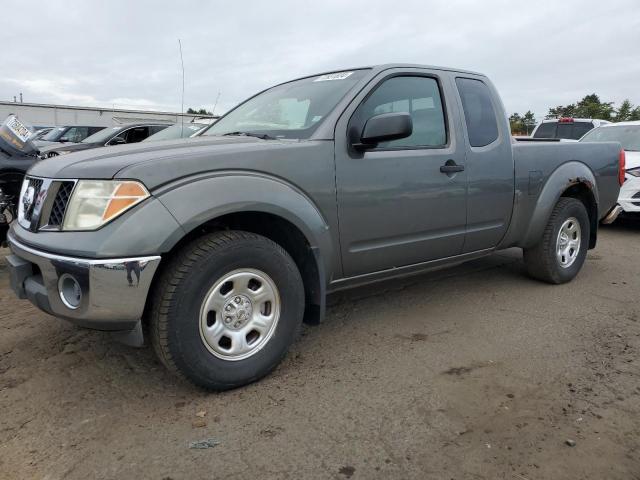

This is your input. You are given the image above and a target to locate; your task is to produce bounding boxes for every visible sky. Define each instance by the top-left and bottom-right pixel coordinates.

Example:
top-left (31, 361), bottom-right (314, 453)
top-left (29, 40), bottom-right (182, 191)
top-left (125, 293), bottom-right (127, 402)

top-left (1, 0), bottom-right (639, 122)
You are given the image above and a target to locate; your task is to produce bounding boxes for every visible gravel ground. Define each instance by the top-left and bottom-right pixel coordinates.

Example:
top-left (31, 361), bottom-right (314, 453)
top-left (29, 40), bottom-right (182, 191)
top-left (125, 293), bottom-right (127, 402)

top-left (0, 219), bottom-right (639, 480)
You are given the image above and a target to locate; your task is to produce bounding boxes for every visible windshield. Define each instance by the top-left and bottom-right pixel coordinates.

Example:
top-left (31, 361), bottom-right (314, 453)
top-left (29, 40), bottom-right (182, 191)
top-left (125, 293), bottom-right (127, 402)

top-left (580, 125), bottom-right (640, 151)
top-left (203, 69), bottom-right (369, 139)
top-left (82, 126), bottom-right (124, 144)
top-left (143, 123), bottom-right (206, 142)
top-left (41, 127), bottom-right (67, 142)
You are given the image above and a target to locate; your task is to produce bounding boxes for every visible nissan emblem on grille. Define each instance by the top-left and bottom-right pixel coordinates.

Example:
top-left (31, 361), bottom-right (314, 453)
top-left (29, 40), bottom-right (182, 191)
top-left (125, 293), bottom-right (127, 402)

top-left (22, 185), bottom-right (35, 217)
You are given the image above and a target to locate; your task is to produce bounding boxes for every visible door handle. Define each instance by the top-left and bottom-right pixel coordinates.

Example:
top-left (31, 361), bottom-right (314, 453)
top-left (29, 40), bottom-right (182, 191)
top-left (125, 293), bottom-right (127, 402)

top-left (440, 160), bottom-right (465, 174)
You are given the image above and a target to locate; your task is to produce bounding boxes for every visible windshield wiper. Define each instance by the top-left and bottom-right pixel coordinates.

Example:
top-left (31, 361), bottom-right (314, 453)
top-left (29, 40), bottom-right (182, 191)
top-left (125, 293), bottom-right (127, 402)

top-left (221, 131), bottom-right (276, 140)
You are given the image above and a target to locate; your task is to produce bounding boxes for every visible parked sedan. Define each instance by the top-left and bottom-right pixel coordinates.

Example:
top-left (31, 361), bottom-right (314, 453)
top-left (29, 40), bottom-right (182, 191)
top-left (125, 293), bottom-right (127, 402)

top-left (142, 122), bottom-right (208, 142)
top-left (33, 125), bottom-right (106, 147)
top-left (28, 127), bottom-right (54, 141)
top-left (38, 123), bottom-right (171, 158)
top-left (580, 121), bottom-right (640, 216)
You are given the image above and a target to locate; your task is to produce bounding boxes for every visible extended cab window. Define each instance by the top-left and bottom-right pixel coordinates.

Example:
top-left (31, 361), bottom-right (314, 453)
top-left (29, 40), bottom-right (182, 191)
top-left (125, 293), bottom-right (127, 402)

top-left (352, 76), bottom-right (447, 148)
top-left (455, 78), bottom-right (499, 147)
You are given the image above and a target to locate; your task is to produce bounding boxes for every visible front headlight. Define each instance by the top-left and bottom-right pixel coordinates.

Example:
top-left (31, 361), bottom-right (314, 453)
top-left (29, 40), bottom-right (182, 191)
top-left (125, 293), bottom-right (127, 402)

top-left (63, 180), bottom-right (149, 231)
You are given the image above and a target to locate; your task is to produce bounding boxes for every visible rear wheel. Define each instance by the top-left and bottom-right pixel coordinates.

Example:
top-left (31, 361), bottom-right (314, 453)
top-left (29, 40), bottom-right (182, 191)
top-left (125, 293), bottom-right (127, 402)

top-left (150, 231), bottom-right (305, 390)
top-left (523, 197), bottom-right (590, 284)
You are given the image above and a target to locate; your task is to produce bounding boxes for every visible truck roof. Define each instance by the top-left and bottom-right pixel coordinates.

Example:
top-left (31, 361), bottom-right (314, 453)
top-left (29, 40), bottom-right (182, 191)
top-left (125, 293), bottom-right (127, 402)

top-left (599, 120), bottom-right (640, 127)
top-left (280, 63), bottom-right (486, 86)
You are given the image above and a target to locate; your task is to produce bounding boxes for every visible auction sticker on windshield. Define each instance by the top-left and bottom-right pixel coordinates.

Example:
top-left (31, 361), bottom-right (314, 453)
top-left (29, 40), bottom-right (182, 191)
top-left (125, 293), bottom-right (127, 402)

top-left (5, 115), bottom-right (31, 143)
top-left (314, 72), bottom-right (353, 82)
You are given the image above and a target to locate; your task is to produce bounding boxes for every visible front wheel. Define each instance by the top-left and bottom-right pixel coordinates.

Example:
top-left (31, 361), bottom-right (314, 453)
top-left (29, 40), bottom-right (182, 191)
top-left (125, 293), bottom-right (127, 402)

top-left (150, 231), bottom-right (305, 390)
top-left (523, 197), bottom-right (590, 284)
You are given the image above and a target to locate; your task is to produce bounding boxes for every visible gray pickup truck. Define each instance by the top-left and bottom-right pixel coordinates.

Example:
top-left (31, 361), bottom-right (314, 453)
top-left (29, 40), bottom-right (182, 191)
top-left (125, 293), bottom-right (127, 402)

top-left (6, 64), bottom-right (624, 390)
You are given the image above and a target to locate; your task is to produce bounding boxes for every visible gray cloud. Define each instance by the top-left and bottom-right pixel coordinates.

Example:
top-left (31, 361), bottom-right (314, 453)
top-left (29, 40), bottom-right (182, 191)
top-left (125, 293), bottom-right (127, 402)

top-left (1, 0), bottom-right (639, 121)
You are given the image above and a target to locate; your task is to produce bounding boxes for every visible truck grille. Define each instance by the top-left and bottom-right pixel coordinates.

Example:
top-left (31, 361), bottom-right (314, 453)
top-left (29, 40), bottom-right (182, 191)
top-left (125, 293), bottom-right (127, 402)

top-left (18, 177), bottom-right (77, 231)
top-left (47, 181), bottom-right (75, 227)
top-left (23, 178), bottom-right (43, 222)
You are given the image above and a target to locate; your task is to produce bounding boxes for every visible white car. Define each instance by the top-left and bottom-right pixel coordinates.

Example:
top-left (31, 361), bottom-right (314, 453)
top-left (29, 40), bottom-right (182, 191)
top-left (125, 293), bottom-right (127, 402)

top-left (580, 121), bottom-right (640, 215)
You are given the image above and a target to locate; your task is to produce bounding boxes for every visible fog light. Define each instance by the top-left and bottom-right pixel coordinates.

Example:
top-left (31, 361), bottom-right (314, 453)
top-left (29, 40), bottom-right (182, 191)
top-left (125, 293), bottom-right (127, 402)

top-left (58, 274), bottom-right (82, 309)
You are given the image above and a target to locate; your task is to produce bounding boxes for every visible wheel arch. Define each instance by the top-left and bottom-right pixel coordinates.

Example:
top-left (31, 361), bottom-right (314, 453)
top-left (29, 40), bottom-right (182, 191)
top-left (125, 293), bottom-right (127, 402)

top-left (520, 161), bottom-right (599, 249)
top-left (151, 174), bottom-right (334, 324)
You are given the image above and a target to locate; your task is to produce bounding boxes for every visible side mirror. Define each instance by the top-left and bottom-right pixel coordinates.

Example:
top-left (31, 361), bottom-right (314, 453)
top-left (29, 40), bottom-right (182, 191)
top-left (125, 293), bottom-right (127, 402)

top-left (59, 137), bottom-right (69, 143)
top-left (108, 137), bottom-right (126, 146)
top-left (354, 112), bottom-right (413, 150)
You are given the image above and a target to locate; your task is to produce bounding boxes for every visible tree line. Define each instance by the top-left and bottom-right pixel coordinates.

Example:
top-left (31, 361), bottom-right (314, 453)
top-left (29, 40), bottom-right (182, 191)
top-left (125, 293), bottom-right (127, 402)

top-left (510, 94), bottom-right (640, 135)
top-left (186, 107), bottom-right (213, 115)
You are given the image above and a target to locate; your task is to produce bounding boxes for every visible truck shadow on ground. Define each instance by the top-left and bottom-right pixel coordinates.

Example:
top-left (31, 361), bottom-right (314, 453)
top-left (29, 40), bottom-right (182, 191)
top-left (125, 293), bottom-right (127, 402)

top-left (0, 247), bottom-right (527, 398)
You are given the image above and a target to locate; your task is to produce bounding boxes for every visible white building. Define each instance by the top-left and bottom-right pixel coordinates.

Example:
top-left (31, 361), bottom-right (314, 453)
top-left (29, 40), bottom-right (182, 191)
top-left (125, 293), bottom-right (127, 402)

top-left (0, 101), bottom-right (218, 128)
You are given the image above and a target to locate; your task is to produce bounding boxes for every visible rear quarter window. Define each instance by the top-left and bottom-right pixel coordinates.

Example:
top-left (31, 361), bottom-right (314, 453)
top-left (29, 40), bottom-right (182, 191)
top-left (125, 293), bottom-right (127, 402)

top-left (455, 78), bottom-right (499, 147)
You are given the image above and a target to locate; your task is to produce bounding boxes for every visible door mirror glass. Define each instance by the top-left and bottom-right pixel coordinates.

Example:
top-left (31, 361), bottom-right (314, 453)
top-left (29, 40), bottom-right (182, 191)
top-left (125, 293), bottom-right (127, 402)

top-left (355, 112), bottom-right (412, 150)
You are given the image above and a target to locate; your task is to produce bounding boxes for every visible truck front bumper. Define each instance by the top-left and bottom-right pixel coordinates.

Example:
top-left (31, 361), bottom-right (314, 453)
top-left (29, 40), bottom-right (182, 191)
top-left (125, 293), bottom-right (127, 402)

top-left (6, 231), bottom-right (161, 333)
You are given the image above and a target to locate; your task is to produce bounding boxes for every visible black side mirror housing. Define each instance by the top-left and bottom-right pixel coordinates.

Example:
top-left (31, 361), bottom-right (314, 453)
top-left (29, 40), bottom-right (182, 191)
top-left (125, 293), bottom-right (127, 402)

top-left (354, 112), bottom-right (413, 150)
top-left (109, 137), bottom-right (126, 146)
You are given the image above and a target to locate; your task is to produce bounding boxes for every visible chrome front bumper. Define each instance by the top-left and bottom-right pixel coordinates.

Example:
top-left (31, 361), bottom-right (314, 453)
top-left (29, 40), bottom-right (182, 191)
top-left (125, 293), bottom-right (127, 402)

top-left (6, 232), bottom-right (161, 331)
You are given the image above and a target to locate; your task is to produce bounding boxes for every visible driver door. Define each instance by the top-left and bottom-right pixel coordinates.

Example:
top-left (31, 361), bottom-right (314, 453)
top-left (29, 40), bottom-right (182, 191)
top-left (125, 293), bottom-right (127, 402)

top-left (334, 70), bottom-right (468, 277)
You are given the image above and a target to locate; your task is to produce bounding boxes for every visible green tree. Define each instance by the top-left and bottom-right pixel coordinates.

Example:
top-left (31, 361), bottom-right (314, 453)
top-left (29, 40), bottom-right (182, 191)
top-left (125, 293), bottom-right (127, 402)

top-left (547, 104), bottom-right (576, 119)
top-left (522, 111), bottom-right (536, 135)
top-left (616, 100), bottom-right (634, 122)
top-left (574, 94), bottom-right (614, 120)
top-left (631, 107), bottom-right (640, 121)
top-left (509, 112), bottom-right (523, 134)
top-left (186, 107), bottom-right (213, 115)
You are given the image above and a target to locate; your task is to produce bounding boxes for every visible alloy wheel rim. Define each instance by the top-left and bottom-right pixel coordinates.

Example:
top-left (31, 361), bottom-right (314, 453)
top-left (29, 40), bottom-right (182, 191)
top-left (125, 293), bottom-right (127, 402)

top-left (556, 217), bottom-right (581, 268)
top-left (199, 268), bottom-right (281, 361)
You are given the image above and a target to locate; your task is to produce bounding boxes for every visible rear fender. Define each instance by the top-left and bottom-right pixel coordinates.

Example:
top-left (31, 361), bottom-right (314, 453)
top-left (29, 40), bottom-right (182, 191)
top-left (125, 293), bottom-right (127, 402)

top-left (520, 161), bottom-right (598, 249)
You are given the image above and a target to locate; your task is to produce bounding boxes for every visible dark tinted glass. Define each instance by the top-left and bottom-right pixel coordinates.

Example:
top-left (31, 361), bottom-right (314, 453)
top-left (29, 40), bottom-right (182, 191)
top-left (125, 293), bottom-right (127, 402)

top-left (352, 76), bottom-right (446, 148)
top-left (126, 127), bottom-right (150, 143)
top-left (556, 122), bottom-right (573, 139)
top-left (533, 122), bottom-right (557, 138)
top-left (455, 78), bottom-right (499, 147)
top-left (571, 121), bottom-right (594, 139)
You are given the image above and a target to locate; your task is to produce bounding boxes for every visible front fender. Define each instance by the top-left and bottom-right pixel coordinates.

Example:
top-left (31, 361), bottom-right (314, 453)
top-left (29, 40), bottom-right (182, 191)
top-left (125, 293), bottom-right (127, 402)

top-left (519, 161), bottom-right (598, 249)
top-left (155, 171), bottom-right (334, 280)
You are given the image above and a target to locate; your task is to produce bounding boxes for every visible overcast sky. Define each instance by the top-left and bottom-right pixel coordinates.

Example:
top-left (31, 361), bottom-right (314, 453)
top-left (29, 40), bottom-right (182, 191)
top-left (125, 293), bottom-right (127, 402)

top-left (1, 0), bottom-right (639, 121)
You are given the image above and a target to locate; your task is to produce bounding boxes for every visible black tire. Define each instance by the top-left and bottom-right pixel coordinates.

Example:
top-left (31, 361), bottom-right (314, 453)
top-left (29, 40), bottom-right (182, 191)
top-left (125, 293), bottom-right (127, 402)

top-left (150, 231), bottom-right (304, 390)
top-left (523, 197), bottom-right (590, 284)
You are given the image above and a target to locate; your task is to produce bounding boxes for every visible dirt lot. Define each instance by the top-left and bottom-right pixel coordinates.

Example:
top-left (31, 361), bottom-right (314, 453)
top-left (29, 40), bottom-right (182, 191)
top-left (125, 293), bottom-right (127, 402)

top-left (1, 220), bottom-right (639, 480)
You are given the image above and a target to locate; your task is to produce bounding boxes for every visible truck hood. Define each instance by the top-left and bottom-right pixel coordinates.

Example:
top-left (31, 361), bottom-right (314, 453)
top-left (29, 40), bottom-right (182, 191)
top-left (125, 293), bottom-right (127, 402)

top-left (37, 141), bottom-right (103, 155)
top-left (28, 136), bottom-right (303, 189)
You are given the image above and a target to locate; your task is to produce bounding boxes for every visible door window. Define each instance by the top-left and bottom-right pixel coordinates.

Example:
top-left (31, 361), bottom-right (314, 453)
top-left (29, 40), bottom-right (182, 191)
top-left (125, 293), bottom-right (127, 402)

top-left (351, 76), bottom-right (447, 148)
top-left (455, 78), bottom-right (499, 147)
top-left (62, 127), bottom-right (89, 142)
top-left (125, 127), bottom-right (150, 143)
